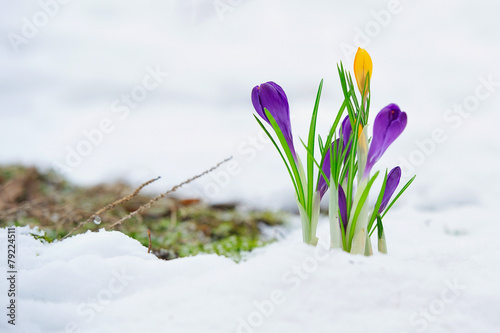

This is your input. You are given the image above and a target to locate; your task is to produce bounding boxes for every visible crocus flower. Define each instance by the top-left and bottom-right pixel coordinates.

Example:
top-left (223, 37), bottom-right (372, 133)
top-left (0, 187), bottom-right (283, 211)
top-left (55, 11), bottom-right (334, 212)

top-left (317, 139), bottom-right (341, 198)
top-left (354, 47), bottom-right (373, 98)
top-left (364, 104), bottom-right (407, 177)
top-left (379, 166), bottom-right (401, 212)
top-left (338, 185), bottom-right (348, 231)
top-left (252, 82), bottom-right (296, 158)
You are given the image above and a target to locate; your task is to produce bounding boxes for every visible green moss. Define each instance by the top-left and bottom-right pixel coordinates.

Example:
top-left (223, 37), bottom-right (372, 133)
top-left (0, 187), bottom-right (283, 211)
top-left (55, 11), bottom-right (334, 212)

top-left (0, 165), bottom-right (286, 262)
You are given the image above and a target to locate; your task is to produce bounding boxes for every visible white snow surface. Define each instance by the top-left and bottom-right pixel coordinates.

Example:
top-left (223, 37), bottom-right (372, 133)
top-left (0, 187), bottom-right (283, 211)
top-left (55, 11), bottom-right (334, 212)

top-left (1, 0), bottom-right (500, 209)
top-left (1, 210), bottom-right (500, 332)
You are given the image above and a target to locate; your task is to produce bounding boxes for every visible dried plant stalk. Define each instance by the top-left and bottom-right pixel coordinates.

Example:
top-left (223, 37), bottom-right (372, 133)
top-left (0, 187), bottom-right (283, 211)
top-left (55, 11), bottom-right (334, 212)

top-left (147, 229), bottom-right (152, 254)
top-left (61, 176), bottom-right (161, 240)
top-left (61, 157), bottom-right (232, 240)
top-left (109, 157), bottom-right (232, 229)
top-left (93, 177), bottom-right (161, 217)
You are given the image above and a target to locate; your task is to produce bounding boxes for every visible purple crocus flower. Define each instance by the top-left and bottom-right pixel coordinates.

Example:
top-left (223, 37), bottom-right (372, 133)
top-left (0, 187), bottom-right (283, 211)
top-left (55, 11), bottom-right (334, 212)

top-left (317, 139), bottom-right (341, 198)
top-left (364, 104), bottom-right (407, 177)
top-left (252, 82), bottom-right (296, 158)
top-left (379, 166), bottom-right (401, 212)
top-left (338, 185), bottom-right (348, 230)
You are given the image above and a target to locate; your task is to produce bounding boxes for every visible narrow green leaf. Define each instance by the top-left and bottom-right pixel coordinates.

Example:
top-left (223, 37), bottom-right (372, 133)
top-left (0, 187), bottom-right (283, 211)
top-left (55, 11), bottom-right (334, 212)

top-left (337, 62), bottom-right (348, 95)
top-left (254, 115), bottom-right (299, 196)
top-left (346, 113), bottom-right (362, 214)
top-left (306, 79), bottom-right (324, 214)
top-left (376, 215), bottom-right (384, 240)
top-left (319, 96), bottom-right (348, 189)
top-left (347, 171), bottom-right (379, 249)
top-left (300, 138), bottom-right (330, 190)
top-left (367, 170), bottom-right (388, 233)
top-left (318, 135), bottom-right (324, 155)
top-left (263, 109), bottom-right (305, 204)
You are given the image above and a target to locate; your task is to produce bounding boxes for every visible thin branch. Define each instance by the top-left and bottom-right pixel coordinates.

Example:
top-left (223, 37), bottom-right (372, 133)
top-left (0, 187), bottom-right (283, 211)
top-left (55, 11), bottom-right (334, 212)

top-left (147, 229), bottom-right (152, 254)
top-left (109, 157), bottom-right (232, 229)
top-left (61, 176), bottom-right (161, 240)
top-left (95, 177), bottom-right (161, 217)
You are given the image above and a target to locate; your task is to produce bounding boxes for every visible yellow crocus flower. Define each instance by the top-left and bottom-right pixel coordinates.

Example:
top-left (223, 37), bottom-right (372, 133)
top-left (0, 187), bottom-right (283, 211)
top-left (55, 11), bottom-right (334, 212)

top-left (354, 47), bottom-right (373, 98)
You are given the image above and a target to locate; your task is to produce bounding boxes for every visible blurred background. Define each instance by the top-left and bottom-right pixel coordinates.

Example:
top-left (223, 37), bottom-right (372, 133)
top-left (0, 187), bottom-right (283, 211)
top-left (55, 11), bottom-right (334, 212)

top-left (1, 0), bottom-right (499, 211)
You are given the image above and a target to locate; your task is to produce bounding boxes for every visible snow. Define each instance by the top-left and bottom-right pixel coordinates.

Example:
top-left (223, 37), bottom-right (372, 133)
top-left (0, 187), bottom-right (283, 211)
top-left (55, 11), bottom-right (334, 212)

top-left (1, 211), bottom-right (500, 332)
top-left (2, 0), bottom-right (500, 209)
top-left (2, 0), bottom-right (500, 331)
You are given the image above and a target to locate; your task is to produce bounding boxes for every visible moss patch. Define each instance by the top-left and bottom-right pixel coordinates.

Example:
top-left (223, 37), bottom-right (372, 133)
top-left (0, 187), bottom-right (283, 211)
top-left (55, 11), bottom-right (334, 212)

top-left (0, 165), bottom-right (285, 261)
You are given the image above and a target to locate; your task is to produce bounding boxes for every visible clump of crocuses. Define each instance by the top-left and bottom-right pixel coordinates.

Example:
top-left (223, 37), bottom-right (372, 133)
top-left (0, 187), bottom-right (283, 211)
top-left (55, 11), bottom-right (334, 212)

top-left (251, 48), bottom-right (415, 254)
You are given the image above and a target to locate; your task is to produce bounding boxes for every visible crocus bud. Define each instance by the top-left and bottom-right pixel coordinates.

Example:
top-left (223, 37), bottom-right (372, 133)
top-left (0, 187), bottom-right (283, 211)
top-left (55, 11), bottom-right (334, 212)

top-left (252, 82), bottom-right (296, 158)
top-left (379, 166), bottom-right (402, 213)
top-left (354, 47), bottom-right (373, 98)
top-left (364, 104), bottom-right (407, 177)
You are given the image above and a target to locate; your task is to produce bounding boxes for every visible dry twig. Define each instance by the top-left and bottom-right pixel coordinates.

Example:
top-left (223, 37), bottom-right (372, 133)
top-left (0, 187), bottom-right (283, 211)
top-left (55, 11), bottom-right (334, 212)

top-left (147, 229), bottom-right (152, 254)
top-left (61, 176), bottom-right (161, 240)
top-left (108, 157), bottom-right (232, 229)
top-left (61, 157), bottom-right (232, 240)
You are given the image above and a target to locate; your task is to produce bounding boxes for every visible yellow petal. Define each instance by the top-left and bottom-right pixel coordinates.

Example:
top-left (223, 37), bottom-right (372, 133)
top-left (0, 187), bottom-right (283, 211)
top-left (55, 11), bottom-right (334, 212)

top-left (353, 47), bottom-right (373, 97)
top-left (357, 123), bottom-right (368, 151)
top-left (357, 123), bottom-right (364, 139)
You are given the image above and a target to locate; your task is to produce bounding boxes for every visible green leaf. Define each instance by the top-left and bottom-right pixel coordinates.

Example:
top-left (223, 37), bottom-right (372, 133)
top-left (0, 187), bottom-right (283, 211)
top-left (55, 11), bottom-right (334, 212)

top-left (364, 75), bottom-right (371, 124)
top-left (263, 109), bottom-right (305, 204)
top-left (376, 215), bottom-right (384, 240)
top-left (319, 96), bottom-right (348, 188)
top-left (337, 62), bottom-right (348, 95)
top-left (254, 115), bottom-right (299, 197)
top-left (300, 138), bottom-right (329, 190)
top-left (346, 112), bottom-right (363, 214)
top-left (347, 171), bottom-right (379, 250)
top-left (318, 134), bottom-right (324, 155)
top-left (306, 79), bottom-right (324, 215)
top-left (367, 170), bottom-right (388, 233)
top-left (330, 99), bottom-right (348, 138)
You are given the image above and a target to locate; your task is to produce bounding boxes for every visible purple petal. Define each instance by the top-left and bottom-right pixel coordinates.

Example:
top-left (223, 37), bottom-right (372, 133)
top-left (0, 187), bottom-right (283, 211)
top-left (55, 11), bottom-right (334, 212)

top-left (251, 85), bottom-right (267, 122)
top-left (379, 166), bottom-right (401, 212)
top-left (340, 115), bottom-right (352, 161)
top-left (341, 115), bottom-right (352, 145)
top-left (251, 82), bottom-right (296, 158)
top-left (267, 81), bottom-right (288, 100)
top-left (365, 104), bottom-right (407, 176)
top-left (338, 185), bottom-right (348, 230)
top-left (317, 149), bottom-right (331, 199)
top-left (318, 139), bottom-right (341, 198)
